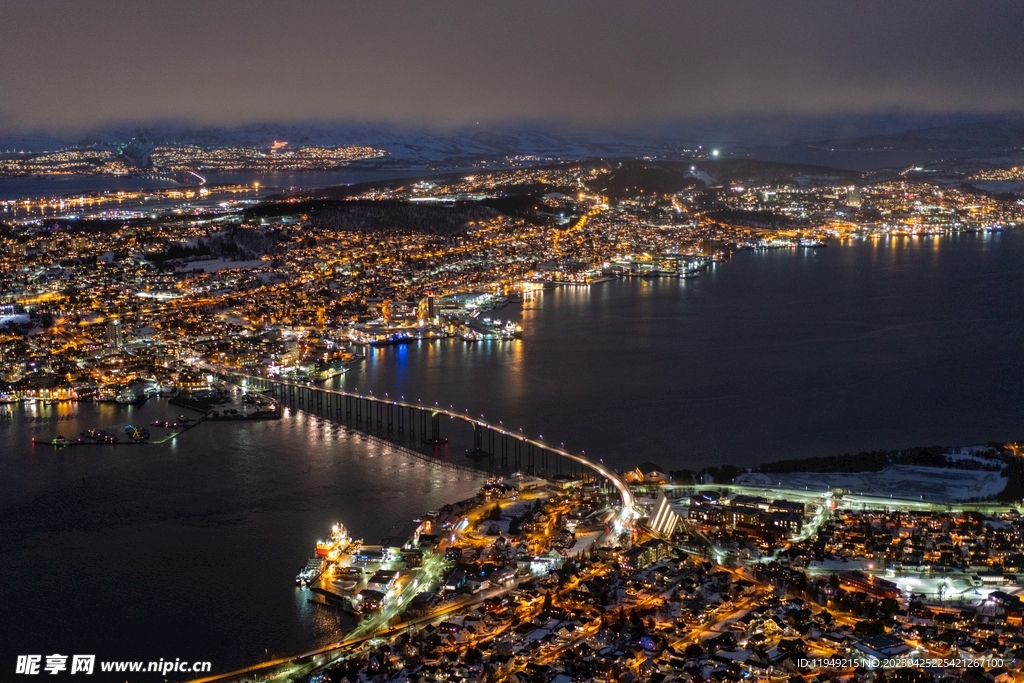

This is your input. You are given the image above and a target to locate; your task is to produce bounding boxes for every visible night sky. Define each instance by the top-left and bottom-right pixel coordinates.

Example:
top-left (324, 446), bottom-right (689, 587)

top-left (2, 1), bottom-right (1023, 132)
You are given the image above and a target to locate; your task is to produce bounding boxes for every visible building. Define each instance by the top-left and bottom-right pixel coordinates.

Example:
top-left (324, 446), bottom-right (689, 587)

top-left (647, 493), bottom-right (681, 538)
top-left (503, 475), bottom-right (547, 492)
top-left (689, 500), bottom-right (725, 525)
top-left (769, 511), bottom-right (803, 533)
top-left (690, 495), bottom-right (804, 537)
top-left (621, 538), bottom-right (671, 572)
top-left (443, 568), bottom-right (468, 593)
top-left (624, 461), bottom-right (669, 484)
top-left (770, 499), bottom-right (806, 515)
top-left (989, 591), bottom-right (1024, 626)
top-left (367, 570), bottom-right (400, 593)
top-left (356, 589), bottom-right (386, 611)
top-left (729, 505), bottom-right (764, 528)
top-left (838, 571), bottom-right (900, 600)
top-left (854, 634), bottom-right (910, 660)
top-left (730, 494), bottom-right (769, 510)
top-left (106, 317), bottom-right (123, 349)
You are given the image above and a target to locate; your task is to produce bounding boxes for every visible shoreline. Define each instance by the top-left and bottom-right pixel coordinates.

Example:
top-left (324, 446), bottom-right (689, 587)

top-left (664, 441), bottom-right (1022, 505)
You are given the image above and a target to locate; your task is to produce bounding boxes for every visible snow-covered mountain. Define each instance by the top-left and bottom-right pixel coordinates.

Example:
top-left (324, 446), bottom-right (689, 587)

top-left (4, 114), bottom-right (1024, 170)
top-left (0, 122), bottom-right (705, 165)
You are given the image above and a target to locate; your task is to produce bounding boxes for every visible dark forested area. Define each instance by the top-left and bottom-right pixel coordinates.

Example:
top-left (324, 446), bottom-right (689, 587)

top-left (244, 199), bottom-right (501, 236)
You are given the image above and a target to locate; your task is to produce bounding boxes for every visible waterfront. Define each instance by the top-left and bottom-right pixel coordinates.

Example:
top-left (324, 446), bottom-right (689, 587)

top-left (0, 400), bottom-right (485, 673)
top-left (0, 167), bottom-right (426, 202)
top-left (2, 231), bottom-right (1023, 676)
top-left (334, 230), bottom-right (1024, 470)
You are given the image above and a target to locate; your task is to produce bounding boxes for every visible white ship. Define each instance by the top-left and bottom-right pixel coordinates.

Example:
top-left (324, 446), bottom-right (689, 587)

top-left (295, 556), bottom-right (326, 586)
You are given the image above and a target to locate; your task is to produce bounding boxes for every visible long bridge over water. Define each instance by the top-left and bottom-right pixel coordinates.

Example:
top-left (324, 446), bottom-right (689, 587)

top-left (214, 371), bottom-right (634, 520)
top-left (183, 372), bottom-right (634, 682)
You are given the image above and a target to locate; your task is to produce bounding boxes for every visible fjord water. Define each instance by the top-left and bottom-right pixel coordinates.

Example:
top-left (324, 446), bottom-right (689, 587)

top-left (0, 407), bottom-right (486, 674)
top-left (337, 231), bottom-right (1024, 469)
top-left (0, 168), bottom-right (427, 201)
top-left (2, 231), bottom-right (1023, 675)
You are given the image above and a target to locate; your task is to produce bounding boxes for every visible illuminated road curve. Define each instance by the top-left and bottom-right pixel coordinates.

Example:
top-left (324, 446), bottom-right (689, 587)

top-left (213, 369), bottom-right (635, 524)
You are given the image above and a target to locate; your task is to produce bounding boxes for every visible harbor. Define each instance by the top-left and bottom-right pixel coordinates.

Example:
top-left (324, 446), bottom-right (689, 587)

top-left (5, 236), bottom-right (1024, 678)
top-left (33, 413), bottom-right (204, 447)
top-left (33, 387), bottom-right (282, 448)
top-left (203, 462), bottom-right (626, 683)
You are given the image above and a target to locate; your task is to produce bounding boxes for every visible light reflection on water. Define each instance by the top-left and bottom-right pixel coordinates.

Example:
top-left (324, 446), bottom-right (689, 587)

top-left (0, 400), bottom-right (485, 673)
top-left (2, 231), bottom-right (1023, 675)
top-left (332, 231), bottom-right (1024, 471)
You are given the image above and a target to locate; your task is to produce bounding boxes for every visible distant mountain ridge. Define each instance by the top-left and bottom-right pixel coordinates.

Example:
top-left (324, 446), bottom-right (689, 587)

top-left (3, 114), bottom-right (1024, 170)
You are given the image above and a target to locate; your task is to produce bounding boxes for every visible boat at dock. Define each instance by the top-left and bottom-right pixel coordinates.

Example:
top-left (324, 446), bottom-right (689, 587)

top-left (314, 522), bottom-right (360, 560)
top-left (799, 238), bottom-right (828, 248)
top-left (78, 429), bottom-right (119, 443)
top-left (295, 557), bottom-right (326, 586)
top-left (207, 406), bottom-right (281, 421)
top-left (296, 522), bottom-right (361, 587)
top-left (124, 424), bottom-right (151, 441)
top-left (368, 334), bottom-right (416, 347)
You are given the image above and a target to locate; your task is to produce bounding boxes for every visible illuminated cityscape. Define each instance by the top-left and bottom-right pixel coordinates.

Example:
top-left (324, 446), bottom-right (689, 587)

top-left (2, 161), bottom-right (1023, 405)
top-left (0, 144), bottom-right (386, 178)
top-left (3, 3), bottom-right (1024, 683)
top-left (4, 162), bottom-right (1024, 683)
top-left (3, 159), bottom-right (1024, 680)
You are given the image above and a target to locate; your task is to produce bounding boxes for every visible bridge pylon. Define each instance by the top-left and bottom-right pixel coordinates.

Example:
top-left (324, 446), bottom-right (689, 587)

top-left (424, 412), bottom-right (448, 445)
top-left (465, 423), bottom-right (491, 459)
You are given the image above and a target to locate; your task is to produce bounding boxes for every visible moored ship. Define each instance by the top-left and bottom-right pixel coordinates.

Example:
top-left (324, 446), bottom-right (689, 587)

top-left (315, 522), bottom-right (359, 560)
top-left (295, 557), bottom-right (326, 586)
top-left (295, 522), bottom-right (361, 587)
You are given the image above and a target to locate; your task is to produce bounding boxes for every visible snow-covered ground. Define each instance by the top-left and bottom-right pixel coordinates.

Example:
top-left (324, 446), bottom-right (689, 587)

top-left (174, 258), bottom-right (266, 273)
top-left (736, 465), bottom-right (1006, 503)
top-left (970, 180), bottom-right (1024, 194)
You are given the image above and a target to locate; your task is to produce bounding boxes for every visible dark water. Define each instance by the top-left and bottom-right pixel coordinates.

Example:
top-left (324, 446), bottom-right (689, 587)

top-left (0, 402), bottom-right (484, 676)
top-left (0, 175), bottom-right (180, 202)
top-left (333, 231), bottom-right (1024, 470)
top-left (755, 147), bottom-right (957, 171)
top-left (0, 168), bottom-right (425, 202)
top-left (200, 169), bottom-right (429, 191)
top-left (3, 231), bottom-right (1023, 678)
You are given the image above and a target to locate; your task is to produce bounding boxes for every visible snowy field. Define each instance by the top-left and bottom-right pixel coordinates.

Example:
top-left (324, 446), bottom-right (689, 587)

top-left (805, 561), bottom-right (1021, 604)
top-left (736, 465), bottom-right (1006, 503)
top-left (175, 258), bottom-right (266, 273)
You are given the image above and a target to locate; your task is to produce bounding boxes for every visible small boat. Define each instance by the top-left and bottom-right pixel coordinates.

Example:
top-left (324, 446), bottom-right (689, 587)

top-left (296, 557), bottom-right (326, 586)
top-left (125, 425), bottom-right (150, 441)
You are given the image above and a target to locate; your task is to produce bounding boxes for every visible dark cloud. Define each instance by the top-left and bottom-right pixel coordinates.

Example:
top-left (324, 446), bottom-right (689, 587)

top-left (2, 1), bottom-right (1022, 132)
